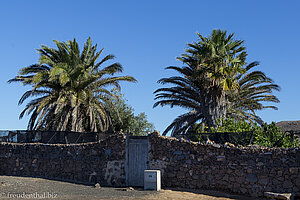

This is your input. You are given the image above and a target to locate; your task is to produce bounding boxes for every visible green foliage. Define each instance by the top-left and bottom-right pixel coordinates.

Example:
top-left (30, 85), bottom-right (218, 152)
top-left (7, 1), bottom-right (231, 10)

top-left (254, 122), bottom-right (299, 148)
top-left (192, 118), bottom-right (257, 146)
top-left (210, 118), bottom-right (255, 133)
top-left (9, 38), bottom-right (136, 132)
top-left (190, 118), bottom-right (299, 148)
top-left (154, 29), bottom-right (280, 136)
top-left (130, 112), bottom-right (155, 136)
top-left (108, 89), bottom-right (154, 135)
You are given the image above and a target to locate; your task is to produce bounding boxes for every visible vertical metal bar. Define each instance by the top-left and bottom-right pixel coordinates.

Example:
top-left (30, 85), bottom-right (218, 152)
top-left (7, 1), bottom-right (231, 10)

top-left (249, 130), bottom-right (254, 145)
top-left (125, 131), bottom-right (129, 186)
top-left (290, 131), bottom-right (294, 143)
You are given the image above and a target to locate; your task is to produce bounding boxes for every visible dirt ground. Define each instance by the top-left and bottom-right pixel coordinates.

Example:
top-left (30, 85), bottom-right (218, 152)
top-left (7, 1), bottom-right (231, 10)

top-left (0, 176), bottom-right (260, 200)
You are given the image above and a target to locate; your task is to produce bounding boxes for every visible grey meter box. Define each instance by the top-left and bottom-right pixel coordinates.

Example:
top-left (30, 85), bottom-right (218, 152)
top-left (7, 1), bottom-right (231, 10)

top-left (144, 170), bottom-right (161, 191)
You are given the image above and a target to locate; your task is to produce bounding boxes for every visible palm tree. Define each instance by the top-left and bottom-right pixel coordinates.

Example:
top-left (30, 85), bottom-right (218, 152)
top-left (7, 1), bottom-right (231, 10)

top-left (154, 30), bottom-right (280, 136)
top-left (9, 38), bottom-right (136, 132)
top-left (228, 61), bottom-right (280, 124)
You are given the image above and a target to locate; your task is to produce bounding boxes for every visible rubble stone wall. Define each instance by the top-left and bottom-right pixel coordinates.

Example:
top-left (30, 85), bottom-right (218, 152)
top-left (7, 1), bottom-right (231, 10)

top-left (148, 133), bottom-right (300, 197)
top-left (0, 133), bottom-right (126, 186)
top-left (0, 132), bottom-right (299, 197)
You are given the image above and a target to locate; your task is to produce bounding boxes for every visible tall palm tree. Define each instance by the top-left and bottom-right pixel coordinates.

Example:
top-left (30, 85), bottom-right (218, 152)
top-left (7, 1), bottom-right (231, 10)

top-left (154, 30), bottom-right (280, 136)
top-left (9, 38), bottom-right (136, 132)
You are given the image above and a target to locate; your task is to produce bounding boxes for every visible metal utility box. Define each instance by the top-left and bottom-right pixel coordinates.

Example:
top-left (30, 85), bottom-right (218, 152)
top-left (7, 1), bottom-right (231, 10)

top-left (144, 170), bottom-right (161, 191)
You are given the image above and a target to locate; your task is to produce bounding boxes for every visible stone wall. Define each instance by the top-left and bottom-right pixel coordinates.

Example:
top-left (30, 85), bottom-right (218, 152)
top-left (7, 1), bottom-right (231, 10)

top-left (0, 133), bottom-right (126, 187)
top-left (148, 133), bottom-right (300, 197)
top-left (0, 132), bottom-right (299, 197)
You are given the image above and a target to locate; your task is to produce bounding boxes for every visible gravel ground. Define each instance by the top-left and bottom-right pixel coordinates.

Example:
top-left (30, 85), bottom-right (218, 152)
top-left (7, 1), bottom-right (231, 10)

top-left (0, 176), bottom-right (260, 200)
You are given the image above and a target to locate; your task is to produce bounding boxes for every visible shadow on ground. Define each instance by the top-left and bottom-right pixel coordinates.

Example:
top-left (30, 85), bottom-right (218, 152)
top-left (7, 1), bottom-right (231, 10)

top-left (0, 175), bottom-right (260, 200)
top-left (164, 187), bottom-right (261, 200)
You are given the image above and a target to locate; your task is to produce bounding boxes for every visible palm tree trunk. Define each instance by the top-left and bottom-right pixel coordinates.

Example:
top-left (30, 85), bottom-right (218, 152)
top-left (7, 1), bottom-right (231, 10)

top-left (203, 91), bottom-right (227, 130)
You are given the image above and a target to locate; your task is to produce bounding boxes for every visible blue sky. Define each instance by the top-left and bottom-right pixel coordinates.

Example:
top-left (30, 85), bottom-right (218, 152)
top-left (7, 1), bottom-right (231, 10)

top-left (0, 0), bottom-right (299, 132)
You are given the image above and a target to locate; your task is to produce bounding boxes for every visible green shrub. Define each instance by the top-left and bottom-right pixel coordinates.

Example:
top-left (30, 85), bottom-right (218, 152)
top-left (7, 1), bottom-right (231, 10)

top-left (190, 118), bottom-right (299, 148)
top-left (254, 122), bottom-right (299, 148)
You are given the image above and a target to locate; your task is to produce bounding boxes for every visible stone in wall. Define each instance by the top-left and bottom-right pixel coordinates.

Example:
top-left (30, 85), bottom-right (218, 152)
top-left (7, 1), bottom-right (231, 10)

top-left (147, 159), bottom-right (168, 177)
top-left (104, 160), bottom-right (125, 186)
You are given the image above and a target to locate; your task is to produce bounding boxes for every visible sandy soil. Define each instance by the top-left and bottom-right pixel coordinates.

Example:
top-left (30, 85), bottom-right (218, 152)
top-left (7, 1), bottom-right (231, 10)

top-left (0, 176), bottom-right (260, 200)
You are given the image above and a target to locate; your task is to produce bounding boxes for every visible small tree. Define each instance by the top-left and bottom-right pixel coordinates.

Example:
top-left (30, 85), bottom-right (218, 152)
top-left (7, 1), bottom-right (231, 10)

top-left (108, 89), bottom-right (154, 135)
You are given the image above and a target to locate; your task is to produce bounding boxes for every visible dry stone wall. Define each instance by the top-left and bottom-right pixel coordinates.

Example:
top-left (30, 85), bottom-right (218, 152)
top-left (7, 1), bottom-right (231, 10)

top-left (0, 133), bottom-right (126, 187)
top-left (0, 132), bottom-right (299, 197)
top-left (148, 132), bottom-right (300, 197)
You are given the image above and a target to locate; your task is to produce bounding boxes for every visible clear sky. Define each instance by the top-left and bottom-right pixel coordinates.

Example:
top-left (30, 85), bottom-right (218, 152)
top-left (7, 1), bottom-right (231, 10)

top-left (1, 0), bottom-right (299, 133)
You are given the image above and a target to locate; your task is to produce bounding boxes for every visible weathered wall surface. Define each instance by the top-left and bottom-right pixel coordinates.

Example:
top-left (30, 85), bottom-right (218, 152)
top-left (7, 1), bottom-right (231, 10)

top-left (148, 133), bottom-right (300, 197)
top-left (0, 133), bottom-right (126, 187)
top-left (0, 132), bottom-right (299, 197)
